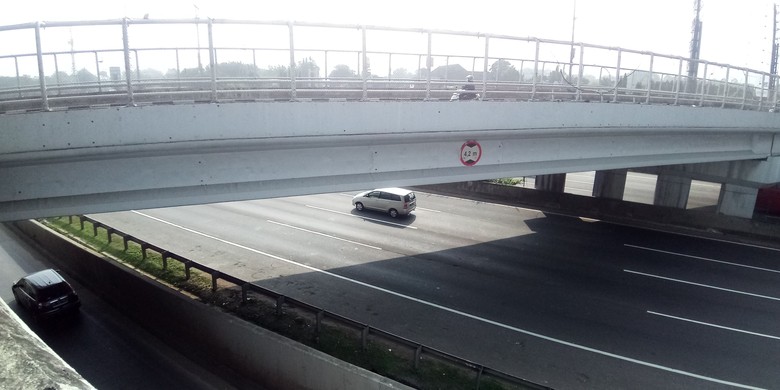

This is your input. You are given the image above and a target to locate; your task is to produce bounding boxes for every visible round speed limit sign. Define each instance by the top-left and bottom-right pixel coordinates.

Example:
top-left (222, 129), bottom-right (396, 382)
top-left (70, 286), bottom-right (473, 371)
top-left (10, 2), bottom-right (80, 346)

top-left (460, 140), bottom-right (482, 166)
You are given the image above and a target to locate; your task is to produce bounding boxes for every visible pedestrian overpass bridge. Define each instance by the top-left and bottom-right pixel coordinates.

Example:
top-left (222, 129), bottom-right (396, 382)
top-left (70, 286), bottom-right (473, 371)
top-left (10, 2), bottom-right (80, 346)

top-left (1, 19), bottom-right (779, 222)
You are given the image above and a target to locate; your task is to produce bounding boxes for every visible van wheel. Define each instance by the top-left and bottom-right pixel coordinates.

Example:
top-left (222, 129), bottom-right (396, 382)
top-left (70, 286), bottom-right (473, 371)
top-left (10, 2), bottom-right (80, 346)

top-left (389, 209), bottom-right (399, 218)
top-left (355, 202), bottom-right (364, 211)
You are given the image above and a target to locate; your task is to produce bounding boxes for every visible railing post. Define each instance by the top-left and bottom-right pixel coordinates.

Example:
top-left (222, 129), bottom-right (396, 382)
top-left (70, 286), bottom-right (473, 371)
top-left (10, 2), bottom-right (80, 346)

top-left (241, 283), bottom-right (248, 303)
top-left (482, 36), bottom-right (489, 100)
top-left (425, 31), bottom-right (432, 100)
top-left (53, 54), bottom-right (60, 91)
top-left (531, 39), bottom-right (539, 101)
top-left (646, 53), bottom-right (654, 104)
top-left (414, 345), bottom-right (422, 369)
top-left (576, 43), bottom-right (584, 101)
top-left (361, 25), bottom-right (368, 101)
top-left (674, 58), bottom-right (682, 105)
top-left (759, 74), bottom-right (766, 111)
top-left (288, 21), bottom-right (297, 101)
top-left (721, 65), bottom-right (730, 108)
top-left (161, 252), bottom-right (169, 270)
top-left (208, 18), bottom-right (217, 102)
top-left (741, 71), bottom-right (748, 110)
top-left (612, 48), bottom-right (621, 102)
top-left (34, 21), bottom-right (50, 111)
top-left (699, 62), bottom-right (708, 106)
top-left (14, 57), bottom-right (22, 99)
top-left (94, 51), bottom-right (102, 93)
top-left (122, 18), bottom-right (135, 106)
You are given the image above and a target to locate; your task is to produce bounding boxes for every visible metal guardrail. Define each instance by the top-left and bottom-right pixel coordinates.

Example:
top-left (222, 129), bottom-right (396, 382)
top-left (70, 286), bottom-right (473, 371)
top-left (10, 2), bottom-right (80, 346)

top-left (71, 215), bottom-right (550, 390)
top-left (1, 18), bottom-right (778, 113)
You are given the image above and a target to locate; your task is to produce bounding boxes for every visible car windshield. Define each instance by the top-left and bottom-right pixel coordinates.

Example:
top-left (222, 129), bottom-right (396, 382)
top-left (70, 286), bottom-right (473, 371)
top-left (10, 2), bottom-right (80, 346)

top-left (38, 283), bottom-right (72, 301)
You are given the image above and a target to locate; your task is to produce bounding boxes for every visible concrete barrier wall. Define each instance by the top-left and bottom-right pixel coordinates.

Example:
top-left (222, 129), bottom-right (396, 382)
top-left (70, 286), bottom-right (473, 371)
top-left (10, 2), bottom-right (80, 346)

top-left (14, 220), bottom-right (411, 390)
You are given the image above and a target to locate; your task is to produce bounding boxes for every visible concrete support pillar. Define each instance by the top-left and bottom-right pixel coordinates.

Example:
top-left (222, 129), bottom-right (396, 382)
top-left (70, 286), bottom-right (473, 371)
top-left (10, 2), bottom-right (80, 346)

top-left (653, 174), bottom-right (692, 209)
top-left (593, 169), bottom-right (627, 200)
top-left (717, 184), bottom-right (759, 218)
top-left (535, 173), bottom-right (566, 193)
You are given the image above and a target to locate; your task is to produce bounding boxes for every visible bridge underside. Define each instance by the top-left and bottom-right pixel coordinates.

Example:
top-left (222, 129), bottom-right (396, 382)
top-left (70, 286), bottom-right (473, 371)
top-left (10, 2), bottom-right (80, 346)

top-left (1, 101), bottom-right (778, 221)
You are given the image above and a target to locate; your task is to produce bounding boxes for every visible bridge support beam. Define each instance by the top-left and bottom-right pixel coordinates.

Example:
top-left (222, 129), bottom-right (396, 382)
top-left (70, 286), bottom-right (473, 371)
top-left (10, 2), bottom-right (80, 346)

top-left (535, 174), bottom-right (566, 193)
top-left (653, 174), bottom-right (691, 209)
top-left (717, 184), bottom-right (759, 218)
top-left (593, 169), bottom-right (627, 200)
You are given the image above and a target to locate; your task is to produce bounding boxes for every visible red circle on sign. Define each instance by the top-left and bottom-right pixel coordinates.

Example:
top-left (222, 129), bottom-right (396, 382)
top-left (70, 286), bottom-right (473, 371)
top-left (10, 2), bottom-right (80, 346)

top-left (460, 140), bottom-right (482, 166)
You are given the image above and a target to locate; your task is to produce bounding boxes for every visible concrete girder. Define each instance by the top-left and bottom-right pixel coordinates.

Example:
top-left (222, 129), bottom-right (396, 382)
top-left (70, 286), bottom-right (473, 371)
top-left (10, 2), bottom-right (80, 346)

top-left (1, 101), bottom-right (779, 221)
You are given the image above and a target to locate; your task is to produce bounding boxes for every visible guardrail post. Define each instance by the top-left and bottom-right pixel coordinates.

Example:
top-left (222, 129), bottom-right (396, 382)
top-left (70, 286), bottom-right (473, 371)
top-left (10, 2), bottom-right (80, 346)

top-left (414, 345), bottom-right (422, 369)
top-left (316, 310), bottom-right (323, 335)
top-left (34, 22), bottom-right (50, 111)
top-left (475, 365), bottom-right (484, 389)
top-left (361, 25), bottom-right (368, 101)
top-left (276, 295), bottom-right (285, 315)
top-left (241, 283), bottom-right (248, 303)
top-left (68, 215), bottom-right (73, 225)
top-left (288, 21), bottom-right (297, 101)
top-left (106, 228), bottom-right (114, 243)
top-left (184, 261), bottom-right (191, 280)
top-left (122, 18), bottom-right (135, 106)
top-left (361, 326), bottom-right (369, 350)
top-left (92, 222), bottom-right (99, 237)
top-left (208, 19), bottom-right (217, 103)
top-left (123, 235), bottom-right (130, 251)
top-left (141, 243), bottom-right (149, 259)
top-left (211, 270), bottom-right (220, 291)
top-left (78, 216), bottom-right (86, 230)
top-left (161, 251), bottom-right (168, 269)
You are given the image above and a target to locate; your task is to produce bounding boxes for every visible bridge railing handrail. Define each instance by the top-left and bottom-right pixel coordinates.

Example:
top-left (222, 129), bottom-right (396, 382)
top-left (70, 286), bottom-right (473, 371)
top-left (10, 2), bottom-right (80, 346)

top-left (71, 215), bottom-right (550, 389)
top-left (0, 18), bottom-right (776, 113)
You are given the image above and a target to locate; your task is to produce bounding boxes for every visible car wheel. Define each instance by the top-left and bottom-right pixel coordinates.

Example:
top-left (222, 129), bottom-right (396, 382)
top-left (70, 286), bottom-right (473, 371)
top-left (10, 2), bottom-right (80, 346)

top-left (355, 202), bottom-right (364, 211)
top-left (389, 209), bottom-right (398, 218)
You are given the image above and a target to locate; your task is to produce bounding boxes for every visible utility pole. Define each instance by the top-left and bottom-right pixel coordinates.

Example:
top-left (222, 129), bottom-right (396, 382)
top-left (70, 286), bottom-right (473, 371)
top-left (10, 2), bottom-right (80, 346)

top-left (687, 0), bottom-right (703, 93)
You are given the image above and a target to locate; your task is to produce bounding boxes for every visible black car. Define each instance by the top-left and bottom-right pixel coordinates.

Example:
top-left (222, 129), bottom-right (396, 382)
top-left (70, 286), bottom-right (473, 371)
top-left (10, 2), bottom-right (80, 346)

top-left (12, 269), bottom-right (81, 321)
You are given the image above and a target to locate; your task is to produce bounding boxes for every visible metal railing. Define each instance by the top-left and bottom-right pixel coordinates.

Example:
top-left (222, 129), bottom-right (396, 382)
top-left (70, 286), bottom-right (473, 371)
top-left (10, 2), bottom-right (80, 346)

top-left (70, 215), bottom-right (549, 389)
top-left (1, 18), bottom-right (777, 113)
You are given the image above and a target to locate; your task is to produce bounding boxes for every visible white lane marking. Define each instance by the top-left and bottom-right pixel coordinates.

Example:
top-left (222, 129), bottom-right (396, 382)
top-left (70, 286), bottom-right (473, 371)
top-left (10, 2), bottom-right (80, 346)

top-left (624, 269), bottom-right (780, 302)
top-left (625, 244), bottom-right (780, 274)
top-left (266, 220), bottom-right (382, 251)
top-left (130, 209), bottom-right (763, 389)
top-left (648, 311), bottom-right (780, 341)
top-left (416, 207), bottom-right (441, 213)
top-left (304, 205), bottom-right (418, 229)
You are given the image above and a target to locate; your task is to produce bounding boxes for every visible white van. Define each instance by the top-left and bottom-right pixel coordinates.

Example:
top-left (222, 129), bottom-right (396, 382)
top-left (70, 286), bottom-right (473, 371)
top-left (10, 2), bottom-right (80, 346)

top-left (352, 188), bottom-right (417, 218)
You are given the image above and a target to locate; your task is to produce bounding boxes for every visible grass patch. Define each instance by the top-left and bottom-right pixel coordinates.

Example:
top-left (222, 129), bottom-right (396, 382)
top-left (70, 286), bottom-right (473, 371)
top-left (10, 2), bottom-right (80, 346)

top-left (42, 216), bottom-right (526, 390)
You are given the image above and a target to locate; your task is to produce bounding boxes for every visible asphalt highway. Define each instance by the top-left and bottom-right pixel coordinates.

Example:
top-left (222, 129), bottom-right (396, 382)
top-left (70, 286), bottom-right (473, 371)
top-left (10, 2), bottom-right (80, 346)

top-left (89, 189), bottom-right (780, 390)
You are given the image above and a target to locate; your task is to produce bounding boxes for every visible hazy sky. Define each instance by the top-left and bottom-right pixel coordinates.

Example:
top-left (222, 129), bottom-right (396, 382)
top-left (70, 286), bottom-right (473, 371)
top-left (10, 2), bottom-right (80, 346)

top-left (1, 0), bottom-right (777, 72)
